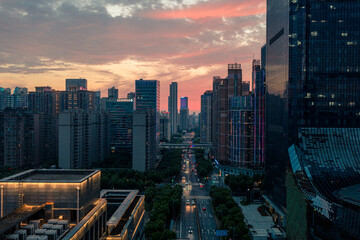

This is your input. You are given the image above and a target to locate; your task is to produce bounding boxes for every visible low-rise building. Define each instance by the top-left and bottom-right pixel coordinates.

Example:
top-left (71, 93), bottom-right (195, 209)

top-left (0, 169), bottom-right (145, 240)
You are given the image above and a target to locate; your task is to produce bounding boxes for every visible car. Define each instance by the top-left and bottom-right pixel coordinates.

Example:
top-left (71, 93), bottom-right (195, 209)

top-left (191, 200), bottom-right (195, 205)
top-left (188, 227), bottom-right (193, 234)
top-left (202, 207), bottom-right (206, 211)
top-left (186, 200), bottom-right (190, 205)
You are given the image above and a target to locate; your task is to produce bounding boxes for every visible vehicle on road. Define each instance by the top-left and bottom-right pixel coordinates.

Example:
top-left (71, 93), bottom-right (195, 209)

top-left (182, 176), bottom-right (186, 183)
top-left (188, 227), bottom-right (193, 234)
top-left (202, 207), bottom-right (206, 211)
top-left (186, 200), bottom-right (190, 205)
top-left (191, 200), bottom-right (195, 205)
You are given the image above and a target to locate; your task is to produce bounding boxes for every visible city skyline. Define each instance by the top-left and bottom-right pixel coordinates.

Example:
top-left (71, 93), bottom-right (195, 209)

top-left (0, 0), bottom-right (266, 112)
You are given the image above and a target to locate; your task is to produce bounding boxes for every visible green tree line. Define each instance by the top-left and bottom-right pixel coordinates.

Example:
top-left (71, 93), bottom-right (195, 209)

top-left (210, 186), bottom-right (250, 240)
top-left (144, 184), bottom-right (182, 240)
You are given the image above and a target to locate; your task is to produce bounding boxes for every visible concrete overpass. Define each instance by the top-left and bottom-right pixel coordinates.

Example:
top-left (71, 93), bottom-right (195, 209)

top-left (160, 143), bottom-right (212, 149)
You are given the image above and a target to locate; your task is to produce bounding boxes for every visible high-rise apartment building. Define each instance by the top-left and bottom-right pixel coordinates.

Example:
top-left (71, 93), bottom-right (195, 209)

top-left (0, 109), bottom-right (54, 167)
top-left (228, 96), bottom-right (254, 168)
top-left (0, 88), bottom-right (11, 110)
top-left (200, 90), bottom-right (212, 142)
top-left (212, 63), bottom-right (242, 165)
top-left (106, 98), bottom-right (134, 151)
top-left (28, 86), bottom-right (60, 116)
top-left (60, 86), bottom-right (95, 111)
top-left (65, 78), bottom-right (87, 91)
top-left (266, 0), bottom-right (360, 217)
top-left (133, 79), bottom-right (160, 171)
top-left (168, 82), bottom-right (178, 134)
top-left (58, 110), bottom-right (109, 169)
top-left (108, 86), bottom-right (118, 101)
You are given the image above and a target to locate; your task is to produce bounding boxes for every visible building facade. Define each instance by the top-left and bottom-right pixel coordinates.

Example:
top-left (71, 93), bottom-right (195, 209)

top-left (0, 109), bottom-right (55, 167)
top-left (168, 82), bottom-right (178, 134)
top-left (58, 110), bottom-right (110, 169)
top-left (200, 90), bottom-right (212, 143)
top-left (108, 87), bottom-right (118, 101)
top-left (133, 79), bottom-right (160, 170)
top-left (106, 99), bottom-right (134, 152)
top-left (266, 0), bottom-right (360, 211)
top-left (228, 96), bottom-right (255, 168)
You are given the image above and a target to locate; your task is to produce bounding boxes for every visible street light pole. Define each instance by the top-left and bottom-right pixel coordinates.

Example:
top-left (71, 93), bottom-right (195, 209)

top-left (77, 187), bottom-right (80, 224)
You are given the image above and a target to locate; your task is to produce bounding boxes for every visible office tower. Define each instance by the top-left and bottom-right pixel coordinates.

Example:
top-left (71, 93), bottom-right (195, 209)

top-left (28, 86), bottom-right (60, 117)
top-left (0, 88), bottom-right (11, 110)
top-left (228, 96), bottom-right (254, 168)
top-left (200, 90), bottom-right (212, 142)
top-left (160, 115), bottom-right (171, 141)
top-left (132, 111), bottom-right (148, 172)
top-left (133, 79), bottom-right (160, 171)
top-left (266, 0), bottom-right (360, 223)
top-left (60, 86), bottom-right (95, 111)
top-left (0, 109), bottom-right (53, 167)
top-left (212, 63), bottom-right (242, 165)
top-left (179, 108), bottom-right (189, 131)
top-left (65, 78), bottom-right (87, 91)
top-left (127, 92), bottom-right (135, 100)
top-left (180, 96), bottom-right (188, 109)
top-left (106, 98), bottom-right (134, 152)
top-left (59, 110), bottom-right (109, 169)
top-left (168, 82), bottom-right (178, 134)
top-left (253, 59), bottom-right (265, 168)
top-left (188, 112), bottom-right (196, 130)
top-left (108, 87), bottom-right (118, 101)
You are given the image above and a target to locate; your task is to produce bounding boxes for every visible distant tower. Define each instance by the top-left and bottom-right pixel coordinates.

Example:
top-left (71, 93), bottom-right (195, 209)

top-left (168, 82), bottom-right (178, 134)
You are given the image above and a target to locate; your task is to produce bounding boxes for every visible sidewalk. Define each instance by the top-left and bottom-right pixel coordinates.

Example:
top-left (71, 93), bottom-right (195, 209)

top-left (232, 197), bottom-right (274, 231)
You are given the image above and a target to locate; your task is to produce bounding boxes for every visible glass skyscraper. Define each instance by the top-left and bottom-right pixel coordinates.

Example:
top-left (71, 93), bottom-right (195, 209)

top-left (266, 0), bottom-right (360, 211)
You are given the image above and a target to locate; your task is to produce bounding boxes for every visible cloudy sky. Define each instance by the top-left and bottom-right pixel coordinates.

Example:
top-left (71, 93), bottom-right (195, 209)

top-left (0, 0), bottom-right (265, 111)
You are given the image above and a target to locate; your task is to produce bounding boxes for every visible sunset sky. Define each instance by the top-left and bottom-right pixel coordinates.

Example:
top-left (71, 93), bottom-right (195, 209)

top-left (0, 0), bottom-right (266, 112)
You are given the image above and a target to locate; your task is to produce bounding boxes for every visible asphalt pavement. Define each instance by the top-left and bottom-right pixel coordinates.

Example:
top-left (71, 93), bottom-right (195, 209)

top-left (177, 148), bottom-right (219, 240)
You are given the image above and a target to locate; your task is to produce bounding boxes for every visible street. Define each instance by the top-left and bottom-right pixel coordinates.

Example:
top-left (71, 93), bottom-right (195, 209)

top-left (177, 142), bottom-right (219, 240)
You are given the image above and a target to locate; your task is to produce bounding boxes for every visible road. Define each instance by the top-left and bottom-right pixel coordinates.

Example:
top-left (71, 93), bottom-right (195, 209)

top-left (177, 139), bottom-right (219, 240)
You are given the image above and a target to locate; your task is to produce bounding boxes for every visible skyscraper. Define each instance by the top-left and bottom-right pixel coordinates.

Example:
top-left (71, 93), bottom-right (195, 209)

top-left (253, 59), bottom-right (265, 168)
top-left (106, 98), bottom-right (134, 152)
top-left (58, 110), bottom-right (109, 169)
top-left (212, 63), bottom-right (242, 165)
top-left (200, 90), bottom-right (212, 143)
top-left (28, 86), bottom-right (60, 116)
top-left (168, 82), bottom-right (178, 134)
top-left (60, 86), bottom-right (95, 111)
top-left (180, 97), bottom-right (189, 131)
top-left (180, 96), bottom-right (188, 109)
top-left (266, 0), bottom-right (360, 214)
top-left (65, 78), bottom-right (87, 91)
top-left (133, 79), bottom-right (160, 171)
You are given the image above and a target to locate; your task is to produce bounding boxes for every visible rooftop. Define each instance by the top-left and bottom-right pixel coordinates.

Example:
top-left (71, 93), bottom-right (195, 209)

top-left (0, 205), bottom-right (44, 235)
top-left (333, 184), bottom-right (360, 207)
top-left (0, 169), bottom-right (99, 183)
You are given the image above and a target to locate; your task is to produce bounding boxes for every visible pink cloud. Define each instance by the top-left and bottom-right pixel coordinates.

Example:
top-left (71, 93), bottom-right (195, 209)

top-left (144, 0), bottom-right (265, 20)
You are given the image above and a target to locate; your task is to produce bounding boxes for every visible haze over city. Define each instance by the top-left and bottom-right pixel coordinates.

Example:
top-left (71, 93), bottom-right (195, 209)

top-left (0, 0), bottom-right (265, 111)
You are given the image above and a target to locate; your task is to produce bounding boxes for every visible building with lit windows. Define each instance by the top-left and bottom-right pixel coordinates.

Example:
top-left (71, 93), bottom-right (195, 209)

top-left (0, 169), bottom-right (145, 240)
top-left (106, 99), bottom-right (134, 152)
top-left (266, 0), bottom-right (360, 214)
